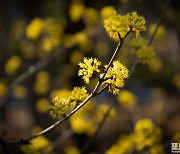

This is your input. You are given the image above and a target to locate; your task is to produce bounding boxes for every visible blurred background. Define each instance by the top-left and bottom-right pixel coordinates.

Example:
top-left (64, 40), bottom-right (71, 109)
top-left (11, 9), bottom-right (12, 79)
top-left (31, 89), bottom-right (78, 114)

top-left (0, 0), bottom-right (180, 153)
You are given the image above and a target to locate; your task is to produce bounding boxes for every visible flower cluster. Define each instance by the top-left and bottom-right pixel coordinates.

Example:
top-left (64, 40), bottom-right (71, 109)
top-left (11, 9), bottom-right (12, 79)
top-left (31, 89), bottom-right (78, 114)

top-left (130, 37), bottom-right (156, 64)
top-left (70, 102), bottom-right (116, 136)
top-left (134, 118), bottom-right (162, 150)
top-left (102, 61), bottom-right (129, 95)
top-left (69, 2), bottom-right (98, 25)
top-left (106, 118), bottom-right (163, 153)
top-left (49, 87), bottom-right (88, 119)
top-left (78, 57), bottom-right (101, 84)
top-left (117, 90), bottom-right (137, 107)
top-left (21, 136), bottom-right (52, 153)
top-left (104, 11), bottom-right (146, 41)
top-left (5, 56), bottom-right (22, 75)
top-left (106, 135), bottom-right (135, 154)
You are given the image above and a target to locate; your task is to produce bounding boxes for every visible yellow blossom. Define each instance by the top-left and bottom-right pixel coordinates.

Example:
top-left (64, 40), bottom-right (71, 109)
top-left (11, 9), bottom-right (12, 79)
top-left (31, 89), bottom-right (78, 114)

top-left (5, 56), bottom-right (22, 75)
top-left (49, 87), bottom-right (88, 119)
top-left (104, 11), bottom-right (146, 41)
top-left (69, 3), bottom-right (85, 22)
top-left (130, 37), bottom-right (156, 64)
top-left (12, 85), bottom-right (27, 99)
top-left (172, 74), bottom-right (180, 88)
top-left (33, 71), bottom-right (50, 95)
top-left (65, 145), bottom-right (80, 154)
top-left (0, 80), bottom-right (7, 97)
top-left (106, 135), bottom-right (135, 154)
top-left (70, 50), bottom-right (84, 64)
top-left (78, 57), bottom-right (101, 84)
top-left (101, 6), bottom-right (115, 20)
top-left (84, 8), bottom-right (98, 25)
top-left (36, 98), bottom-right (50, 113)
top-left (148, 24), bottom-right (166, 39)
top-left (21, 136), bottom-right (52, 154)
top-left (149, 144), bottom-right (165, 154)
top-left (96, 104), bottom-right (116, 121)
top-left (26, 18), bottom-right (44, 40)
top-left (118, 90), bottom-right (137, 107)
top-left (49, 96), bottom-right (73, 119)
top-left (134, 118), bottom-right (162, 150)
top-left (102, 60), bottom-right (129, 95)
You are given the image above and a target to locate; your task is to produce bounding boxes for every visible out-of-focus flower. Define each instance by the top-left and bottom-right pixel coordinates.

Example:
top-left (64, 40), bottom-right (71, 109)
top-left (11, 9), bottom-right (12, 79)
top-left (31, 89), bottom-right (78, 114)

top-left (101, 6), bottom-right (115, 20)
top-left (33, 71), bottom-right (50, 95)
top-left (26, 18), bottom-right (44, 40)
top-left (21, 136), bottom-right (52, 153)
top-left (118, 90), bottom-right (137, 107)
top-left (148, 24), bottom-right (166, 39)
top-left (69, 3), bottom-right (85, 22)
top-left (36, 98), bottom-right (50, 113)
top-left (65, 145), bottom-right (80, 154)
top-left (12, 85), bottom-right (27, 99)
top-left (5, 56), bottom-right (22, 75)
top-left (134, 118), bottom-right (162, 150)
top-left (0, 79), bottom-right (7, 97)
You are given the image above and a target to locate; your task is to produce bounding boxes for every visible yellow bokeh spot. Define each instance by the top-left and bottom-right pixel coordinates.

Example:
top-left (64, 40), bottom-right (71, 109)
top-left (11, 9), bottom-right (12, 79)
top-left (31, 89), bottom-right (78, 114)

top-left (148, 24), bottom-right (166, 39)
top-left (148, 57), bottom-right (162, 72)
top-left (172, 74), bottom-right (180, 88)
top-left (101, 6), bottom-right (115, 20)
top-left (33, 71), bottom-right (50, 95)
top-left (12, 85), bottom-right (27, 99)
top-left (36, 98), bottom-right (50, 113)
top-left (0, 80), bottom-right (7, 97)
top-left (118, 90), bottom-right (137, 107)
top-left (5, 56), bottom-right (22, 75)
top-left (70, 50), bottom-right (84, 64)
top-left (26, 18), bottom-right (44, 40)
top-left (65, 145), bottom-right (80, 154)
top-left (69, 3), bottom-right (85, 22)
top-left (31, 126), bottom-right (43, 135)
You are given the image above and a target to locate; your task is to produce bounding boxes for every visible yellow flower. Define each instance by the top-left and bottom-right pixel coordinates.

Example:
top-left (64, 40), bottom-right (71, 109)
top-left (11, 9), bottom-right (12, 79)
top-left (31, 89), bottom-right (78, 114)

top-left (104, 11), bottom-right (146, 41)
top-left (101, 6), bottom-right (115, 20)
top-left (149, 144), bottom-right (165, 154)
top-left (12, 85), bottom-right (27, 99)
top-left (5, 56), bottom-right (22, 75)
top-left (84, 8), bottom-right (98, 25)
top-left (0, 80), bottom-right (7, 97)
top-left (134, 118), bottom-right (162, 150)
top-left (96, 104), bottom-right (116, 121)
top-left (106, 135), bottom-right (135, 154)
top-left (102, 60), bottom-right (129, 95)
top-left (26, 18), bottom-right (44, 40)
top-left (118, 90), bottom-right (137, 107)
top-left (130, 37), bottom-right (156, 64)
top-left (65, 145), bottom-right (80, 154)
top-left (70, 50), bottom-right (84, 64)
top-left (69, 3), bottom-right (85, 22)
top-left (36, 98), bottom-right (50, 113)
top-left (49, 96), bottom-right (73, 119)
top-left (33, 71), bottom-right (50, 95)
top-left (49, 87), bottom-right (88, 119)
top-left (172, 74), bottom-right (180, 88)
top-left (21, 136), bottom-right (52, 154)
top-left (78, 57), bottom-right (101, 84)
top-left (148, 24), bottom-right (166, 39)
